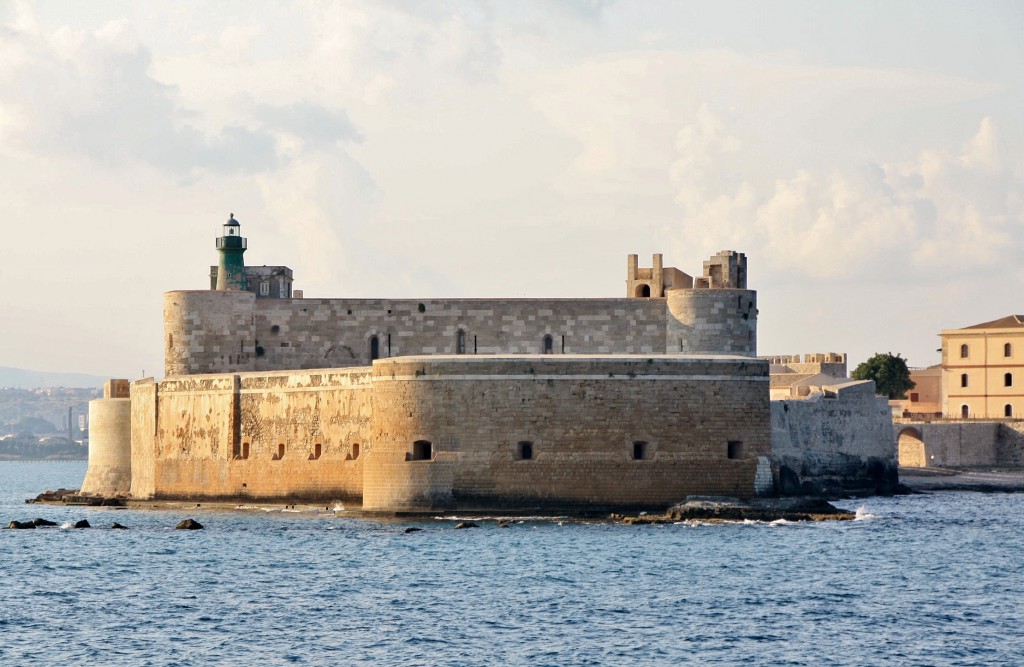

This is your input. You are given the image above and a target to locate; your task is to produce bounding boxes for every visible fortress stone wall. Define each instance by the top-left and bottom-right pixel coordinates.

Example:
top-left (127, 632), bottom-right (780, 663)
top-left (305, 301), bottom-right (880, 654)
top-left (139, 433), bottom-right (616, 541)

top-left (771, 380), bottom-right (897, 494)
top-left (895, 420), bottom-right (1024, 468)
top-left (124, 355), bottom-right (770, 509)
top-left (164, 292), bottom-right (757, 377)
top-left (83, 231), bottom-right (897, 509)
top-left (129, 369), bottom-right (369, 502)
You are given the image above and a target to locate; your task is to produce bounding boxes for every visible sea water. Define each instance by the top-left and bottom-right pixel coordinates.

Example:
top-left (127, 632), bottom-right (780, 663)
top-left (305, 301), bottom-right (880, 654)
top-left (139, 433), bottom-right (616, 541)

top-left (1, 461), bottom-right (1022, 666)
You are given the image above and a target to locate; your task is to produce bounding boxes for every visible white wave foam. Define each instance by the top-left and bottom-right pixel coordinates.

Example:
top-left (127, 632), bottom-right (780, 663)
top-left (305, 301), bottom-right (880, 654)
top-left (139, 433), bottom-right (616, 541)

top-left (854, 506), bottom-right (878, 521)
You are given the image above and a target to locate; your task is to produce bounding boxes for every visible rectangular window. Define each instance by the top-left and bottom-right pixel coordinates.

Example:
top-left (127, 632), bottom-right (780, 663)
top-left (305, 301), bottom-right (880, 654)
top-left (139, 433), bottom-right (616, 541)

top-left (259, 281), bottom-right (270, 296)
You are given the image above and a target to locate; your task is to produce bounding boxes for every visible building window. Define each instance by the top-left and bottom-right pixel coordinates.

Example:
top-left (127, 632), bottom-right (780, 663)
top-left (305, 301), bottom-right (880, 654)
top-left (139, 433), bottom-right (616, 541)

top-left (234, 440), bottom-right (251, 460)
top-left (632, 441), bottom-right (649, 460)
top-left (727, 441), bottom-right (744, 460)
top-left (961, 405), bottom-right (970, 418)
top-left (272, 443), bottom-right (285, 460)
top-left (1006, 343), bottom-right (1013, 358)
top-left (960, 344), bottom-right (969, 358)
top-left (636, 284), bottom-right (651, 297)
top-left (961, 374), bottom-right (968, 388)
top-left (411, 440), bottom-right (432, 461)
top-left (543, 335), bottom-right (553, 354)
top-left (1005, 404), bottom-right (1013, 418)
top-left (259, 281), bottom-right (270, 296)
top-left (910, 392), bottom-right (920, 403)
top-left (351, 443), bottom-right (360, 460)
top-left (1005, 373), bottom-right (1013, 387)
top-left (370, 335), bottom-right (380, 361)
top-left (456, 330), bottom-right (466, 354)
top-left (309, 443), bottom-right (322, 460)
top-left (517, 441), bottom-right (533, 460)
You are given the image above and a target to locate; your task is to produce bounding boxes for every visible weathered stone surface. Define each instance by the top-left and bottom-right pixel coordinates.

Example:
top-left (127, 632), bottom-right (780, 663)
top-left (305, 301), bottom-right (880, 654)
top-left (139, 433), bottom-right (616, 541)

top-left (29, 488), bottom-right (78, 503)
top-left (615, 496), bottom-right (854, 523)
top-left (175, 519), bottom-right (204, 530)
top-left (772, 381), bottom-right (898, 495)
top-left (73, 520), bottom-right (91, 528)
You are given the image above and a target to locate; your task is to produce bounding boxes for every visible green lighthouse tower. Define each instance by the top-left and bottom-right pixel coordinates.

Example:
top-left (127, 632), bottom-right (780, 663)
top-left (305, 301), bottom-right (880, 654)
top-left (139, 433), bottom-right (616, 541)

top-left (215, 213), bottom-right (247, 291)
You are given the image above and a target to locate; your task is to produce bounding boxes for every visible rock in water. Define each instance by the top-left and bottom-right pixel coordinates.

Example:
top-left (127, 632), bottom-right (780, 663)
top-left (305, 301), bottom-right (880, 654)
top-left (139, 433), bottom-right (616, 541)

top-left (32, 518), bottom-right (57, 527)
top-left (74, 520), bottom-right (91, 528)
top-left (111, 523), bottom-right (128, 530)
top-left (8, 520), bottom-right (35, 529)
top-left (404, 527), bottom-right (422, 533)
top-left (455, 521), bottom-right (479, 529)
top-left (176, 519), bottom-right (204, 530)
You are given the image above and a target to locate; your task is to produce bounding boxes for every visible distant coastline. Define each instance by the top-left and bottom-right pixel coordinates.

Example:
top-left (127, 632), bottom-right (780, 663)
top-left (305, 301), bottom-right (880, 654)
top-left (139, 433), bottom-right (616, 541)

top-left (0, 454), bottom-right (88, 462)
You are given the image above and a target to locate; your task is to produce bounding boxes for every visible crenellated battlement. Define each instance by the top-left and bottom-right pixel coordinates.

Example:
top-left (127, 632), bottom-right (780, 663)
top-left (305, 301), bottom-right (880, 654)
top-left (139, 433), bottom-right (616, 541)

top-left (761, 352), bottom-right (848, 378)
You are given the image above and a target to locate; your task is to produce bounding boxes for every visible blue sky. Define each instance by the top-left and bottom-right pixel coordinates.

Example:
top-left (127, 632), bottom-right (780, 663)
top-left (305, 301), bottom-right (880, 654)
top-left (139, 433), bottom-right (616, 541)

top-left (1, 0), bottom-right (1021, 377)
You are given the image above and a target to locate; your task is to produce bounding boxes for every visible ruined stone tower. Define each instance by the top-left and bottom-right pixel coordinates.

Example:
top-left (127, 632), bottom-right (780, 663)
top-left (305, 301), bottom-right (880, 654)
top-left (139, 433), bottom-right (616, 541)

top-left (628, 251), bottom-right (757, 356)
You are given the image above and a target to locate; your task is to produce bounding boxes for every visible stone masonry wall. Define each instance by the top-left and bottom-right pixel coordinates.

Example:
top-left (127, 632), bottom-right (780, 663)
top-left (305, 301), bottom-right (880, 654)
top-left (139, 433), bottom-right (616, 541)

top-left (251, 298), bottom-right (669, 372)
top-left (771, 381), bottom-right (897, 494)
top-left (133, 369), bottom-right (370, 502)
top-left (164, 291), bottom-right (256, 376)
top-left (132, 355), bottom-right (771, 510)
top-left (666, 289), bottom-right (757, 356)
top-left (362, 355), bottom-right (770, 510)
top-left (164, 292), bottom-right (761, 376)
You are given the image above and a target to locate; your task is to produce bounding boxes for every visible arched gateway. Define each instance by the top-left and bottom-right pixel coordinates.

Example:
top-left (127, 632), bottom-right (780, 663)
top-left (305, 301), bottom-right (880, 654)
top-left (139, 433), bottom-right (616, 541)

top-left (897, 427), bottom-right (926, 468)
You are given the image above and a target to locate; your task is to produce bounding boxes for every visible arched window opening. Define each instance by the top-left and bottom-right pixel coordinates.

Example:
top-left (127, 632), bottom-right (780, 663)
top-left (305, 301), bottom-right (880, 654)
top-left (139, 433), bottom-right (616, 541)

top-left (370, 335), bottom-right (380, 361)
top-left (632, 441), bottom-right (649, 460)
top-left (273, 443), bottom-right (285, 460)
top-left (1006, 373), bottom-right (1013, 388)
top-left (727, 441), bottom-right (744, 460)
top-left (351, 442), bottom-right (360, 460)
top-left (1006, 343), bottom-right (1013, 358)
top-left (543, 335), bottom-right (553, 354)
top-left (517, 441), bottom-right (533, 460)
top-left (234, 440), bottom-right (250, 460)
top-left (961, 374), bottom-right (969, 388)
top-left (961, 405), bottom-right (970, 419)
top-left (412, 440), bottom-right (432, 461)
top-left (242, 442), bottom-right (250, 459)
top-left (456, 330), bottom-right (466, 354)
top-left (636, 284), bottom-right (651, 298)
top-left (1005, 404), bottom-right (1013, 418)
top-left (960, 344), bottom-right (969, 358)
top-left (309, 443), bottom-right (322, 460)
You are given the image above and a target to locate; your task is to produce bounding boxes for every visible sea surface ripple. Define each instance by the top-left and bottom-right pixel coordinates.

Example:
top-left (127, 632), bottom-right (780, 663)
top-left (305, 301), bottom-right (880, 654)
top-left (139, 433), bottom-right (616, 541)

top-left (1, 462), bottom-right (1023, 666)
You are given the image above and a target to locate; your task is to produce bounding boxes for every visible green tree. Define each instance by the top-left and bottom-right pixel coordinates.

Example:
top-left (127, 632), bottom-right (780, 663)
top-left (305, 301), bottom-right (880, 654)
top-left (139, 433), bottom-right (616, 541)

top-left (852, 352), bottom-right (916, 399)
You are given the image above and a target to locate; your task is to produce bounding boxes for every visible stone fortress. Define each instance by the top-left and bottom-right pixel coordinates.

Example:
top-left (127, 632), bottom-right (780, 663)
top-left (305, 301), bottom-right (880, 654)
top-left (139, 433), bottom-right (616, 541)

top-left (82, 215), bottom-right (895, 511)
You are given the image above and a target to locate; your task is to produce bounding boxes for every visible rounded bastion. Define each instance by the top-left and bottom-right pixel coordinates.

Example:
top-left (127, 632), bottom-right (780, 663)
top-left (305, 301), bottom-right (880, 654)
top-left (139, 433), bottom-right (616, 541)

top-left (666, 288), bottom-right (758, 356)
top-left (361, 354), bottom-right (770, 511)
top-left (81, 398), bottom-right (132, 496)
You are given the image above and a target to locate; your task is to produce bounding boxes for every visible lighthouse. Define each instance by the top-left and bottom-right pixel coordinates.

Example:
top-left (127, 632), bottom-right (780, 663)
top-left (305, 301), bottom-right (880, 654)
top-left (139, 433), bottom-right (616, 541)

top-left (215, 213), bottom-right (247, 291)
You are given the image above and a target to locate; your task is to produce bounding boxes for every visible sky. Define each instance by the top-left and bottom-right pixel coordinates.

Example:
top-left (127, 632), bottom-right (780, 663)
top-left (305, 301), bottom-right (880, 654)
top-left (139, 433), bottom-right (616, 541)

top-left (1, 0), bottom-right (1022, 379)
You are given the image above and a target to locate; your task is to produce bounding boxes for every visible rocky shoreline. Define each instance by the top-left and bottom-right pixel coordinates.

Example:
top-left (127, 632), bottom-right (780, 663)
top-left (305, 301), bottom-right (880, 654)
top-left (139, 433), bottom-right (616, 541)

top-left (612, 496), bottom-right (856, 524)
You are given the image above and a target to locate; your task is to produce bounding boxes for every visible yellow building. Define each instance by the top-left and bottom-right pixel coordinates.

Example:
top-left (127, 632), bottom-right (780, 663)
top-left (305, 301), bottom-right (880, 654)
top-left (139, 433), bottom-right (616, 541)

top-left (941, 315), bottom-right (1024, 418)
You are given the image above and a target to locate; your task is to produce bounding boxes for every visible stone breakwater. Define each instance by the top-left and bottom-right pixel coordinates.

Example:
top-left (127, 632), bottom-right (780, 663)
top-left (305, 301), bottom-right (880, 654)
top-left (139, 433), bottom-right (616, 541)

top-left (613, 496), bottom-right (855, 523)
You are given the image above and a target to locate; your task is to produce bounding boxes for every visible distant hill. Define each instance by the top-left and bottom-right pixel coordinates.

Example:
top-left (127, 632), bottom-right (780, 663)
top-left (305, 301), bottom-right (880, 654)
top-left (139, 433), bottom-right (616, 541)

top-left (0, 367), bottom-right (107, 389)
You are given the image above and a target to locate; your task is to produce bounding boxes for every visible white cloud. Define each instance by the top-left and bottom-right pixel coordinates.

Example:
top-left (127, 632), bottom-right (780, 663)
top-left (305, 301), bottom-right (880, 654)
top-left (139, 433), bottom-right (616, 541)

top-left (668, 108), bottom-right (1023, 282)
